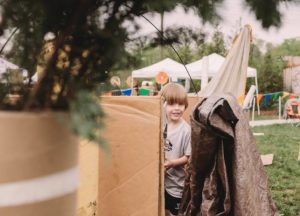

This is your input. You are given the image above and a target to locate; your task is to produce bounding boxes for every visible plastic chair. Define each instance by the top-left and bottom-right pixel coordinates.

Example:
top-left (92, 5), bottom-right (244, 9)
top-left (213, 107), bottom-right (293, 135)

top-left (285, 99), bottom-right (300, 127)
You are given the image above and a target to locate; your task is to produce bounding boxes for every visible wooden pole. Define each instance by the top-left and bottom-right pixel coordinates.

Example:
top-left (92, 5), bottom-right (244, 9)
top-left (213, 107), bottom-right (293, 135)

top-left (279, 96), bottom-right (282, 119)
top-left (252, 97), bottom-right (255, 121)
top-left (160, 11), bottom-right (164, 59)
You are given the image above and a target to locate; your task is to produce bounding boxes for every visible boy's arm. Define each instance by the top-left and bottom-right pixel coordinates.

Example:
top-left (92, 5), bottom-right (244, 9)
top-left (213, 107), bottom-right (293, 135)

top-left (164, 155), bottom-right (190, 169)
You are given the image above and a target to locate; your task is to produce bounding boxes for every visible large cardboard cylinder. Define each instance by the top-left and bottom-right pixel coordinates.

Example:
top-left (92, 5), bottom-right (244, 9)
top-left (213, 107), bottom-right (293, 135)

top-left (0, 112), bottom-right (79, 216)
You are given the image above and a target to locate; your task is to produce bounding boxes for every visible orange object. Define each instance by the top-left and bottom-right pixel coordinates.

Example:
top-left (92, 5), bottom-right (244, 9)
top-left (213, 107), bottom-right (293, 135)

top-left (256, 94), bottom-right (263, 105)
top-left (237, 95), bottom-right (245, 106)
top-left (102, 91), bottom-right (112, 96)
top-left (286, 100), bottom-right (300, 119)
top-left (155, 71), bottom-right (169, 84)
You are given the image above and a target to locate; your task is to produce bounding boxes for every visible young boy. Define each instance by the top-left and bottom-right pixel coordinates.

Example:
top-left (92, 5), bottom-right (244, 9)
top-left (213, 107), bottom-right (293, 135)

top-left (160, 83), bottom-right (191, 216)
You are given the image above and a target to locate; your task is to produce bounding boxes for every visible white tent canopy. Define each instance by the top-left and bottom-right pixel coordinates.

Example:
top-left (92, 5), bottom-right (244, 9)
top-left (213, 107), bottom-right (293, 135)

top-left (132, 58), bottom-right (187, 80)
top-left (131, 54), bottom-right (257, 81)
top-left (131, 52), bottom-right (258, 98)
top-left (186, 52), bottom-right (259, 98)
top-left (186, 53), bottom-right (257, 79)
top-left (0, 57), bottom-right (19, 73)
top-left (0, 57), bottom-right (38, 82)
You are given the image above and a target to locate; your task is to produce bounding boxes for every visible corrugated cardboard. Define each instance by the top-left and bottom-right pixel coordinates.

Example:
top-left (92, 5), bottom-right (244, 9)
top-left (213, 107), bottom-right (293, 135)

top-left (261, 154), bottom-right (274, 166)
top-left (184, 96), bottom-right (200, 123)
top-left (0, 112), bottom-right (78, 216)
top-left (98, 96), bottom-right (163, 216)
top-left (97, 96), bottom-right (199, 216)
top-left (77, 140), bottom-right (98, 215)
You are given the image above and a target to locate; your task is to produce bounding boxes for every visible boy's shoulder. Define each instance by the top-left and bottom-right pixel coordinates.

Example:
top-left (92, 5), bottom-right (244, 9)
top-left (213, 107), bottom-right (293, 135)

top-left (180, 119), bottom-right (191, 133)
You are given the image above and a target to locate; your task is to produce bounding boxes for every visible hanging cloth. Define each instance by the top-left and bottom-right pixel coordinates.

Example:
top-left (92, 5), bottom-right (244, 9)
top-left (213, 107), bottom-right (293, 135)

top-left (198, 25), bottom-right (252, 100)
top-left (179, 94), bottom-right (278, 216)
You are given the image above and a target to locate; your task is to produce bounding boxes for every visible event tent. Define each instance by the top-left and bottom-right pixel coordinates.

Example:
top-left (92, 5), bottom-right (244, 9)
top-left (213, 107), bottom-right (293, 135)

top-left (186, 53), bottom-right (259, 95)
top-left (0, 57), bottom-right (38, 82)
top-left (131, 53), bottom-right (258, 99)
top-left (131, 54), bottom-right (257, 81)
top-left (186, 53), bottom-right (257, 79)
top-left (0, 57), bottom-right (18, 73)
top-left (131, 58), bottom-right (187, 81)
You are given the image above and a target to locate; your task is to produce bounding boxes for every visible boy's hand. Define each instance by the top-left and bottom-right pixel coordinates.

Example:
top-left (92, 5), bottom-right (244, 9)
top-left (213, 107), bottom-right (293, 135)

top-left (164, 159), bottom-right (174, 169)
top-left (164, 156), bottom-right (189, 170)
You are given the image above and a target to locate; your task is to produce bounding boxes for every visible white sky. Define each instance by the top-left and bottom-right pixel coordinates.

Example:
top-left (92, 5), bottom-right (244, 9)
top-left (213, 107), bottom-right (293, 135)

top-left (133, 0), bottom-right (300, 44)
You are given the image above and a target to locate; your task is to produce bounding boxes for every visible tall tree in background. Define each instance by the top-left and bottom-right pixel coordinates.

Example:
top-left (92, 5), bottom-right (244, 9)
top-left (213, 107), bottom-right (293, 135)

top-left (197, 29), bottom-right (227, 58)
top-left (246, 43), bottom-right (263, 88)
top-left (259, 45), bottom-right (284, 93)
top-left (162, 27), bottom-right (207, 63)
top-left (273, 39), bottom-right (300, 57)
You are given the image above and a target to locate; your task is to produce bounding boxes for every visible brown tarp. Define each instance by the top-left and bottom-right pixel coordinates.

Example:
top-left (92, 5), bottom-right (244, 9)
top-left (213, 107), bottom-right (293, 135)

top-left (179, 94), bottom-right (278, 216)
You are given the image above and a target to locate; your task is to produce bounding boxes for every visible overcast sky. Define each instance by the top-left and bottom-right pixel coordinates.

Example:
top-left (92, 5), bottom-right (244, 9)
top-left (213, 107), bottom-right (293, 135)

top-left (133, 0), bottom-right (300, 44)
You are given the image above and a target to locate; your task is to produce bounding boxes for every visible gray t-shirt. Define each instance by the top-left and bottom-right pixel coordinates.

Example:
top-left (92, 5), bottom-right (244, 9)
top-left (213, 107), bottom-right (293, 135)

top-left (164, 120), bottom-right (191, 198)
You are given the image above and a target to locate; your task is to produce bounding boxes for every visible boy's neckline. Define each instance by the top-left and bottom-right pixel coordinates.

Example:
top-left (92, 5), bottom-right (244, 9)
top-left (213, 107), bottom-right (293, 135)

top-left (168, 119), bottom-right (184, 133)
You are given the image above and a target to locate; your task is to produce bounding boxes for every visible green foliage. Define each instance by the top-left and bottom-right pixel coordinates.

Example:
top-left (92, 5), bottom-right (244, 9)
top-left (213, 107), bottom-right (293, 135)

top-left (181, 0), bottom-right (223, 23)
top-left (244, 0), bottom-right (282, 28)
top-left (165, 44), bottom-right (194, 65)
top-left (196, 29), bottom-right (227, 58)
top-left (253, 124), bottom-right (300, 215)
top-left (273, 39), bottom-right (300, 57)
top-left (254, 39), bottom-right (300, 94)
top-left (0, 83), bottom-right (9, 109)
top-left (70, 89), bottom-right (108, 150)
top-left (1, 1), bottom-right (45, 76)
top-left (249, 43), bottom-right (263, 68)
top-left (258, 47), bottom-right (285, 93)
top-left (246, 43), bottom-right (263, 88)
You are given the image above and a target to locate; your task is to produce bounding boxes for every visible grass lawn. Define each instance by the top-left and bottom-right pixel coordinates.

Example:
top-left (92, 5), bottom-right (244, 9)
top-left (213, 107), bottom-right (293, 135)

top-left (252, 124), bottom-right (300, 215)
top-left (252, 114), bottom-right (279, 121)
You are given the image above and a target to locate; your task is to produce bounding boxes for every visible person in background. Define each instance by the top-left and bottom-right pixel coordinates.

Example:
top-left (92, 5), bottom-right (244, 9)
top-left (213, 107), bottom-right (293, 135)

top-left (160, 83), bottom-right (191, 216)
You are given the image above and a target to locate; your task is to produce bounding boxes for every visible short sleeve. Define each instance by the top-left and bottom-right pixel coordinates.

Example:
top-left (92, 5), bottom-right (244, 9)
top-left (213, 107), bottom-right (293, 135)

top-left (183, 126), bottom-right (191, 156)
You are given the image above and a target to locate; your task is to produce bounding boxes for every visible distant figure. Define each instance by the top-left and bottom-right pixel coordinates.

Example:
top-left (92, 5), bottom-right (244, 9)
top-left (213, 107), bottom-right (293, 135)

top-left (141, 81), bottom-right (154, 96)
top-left (132, 82), bottom-right (139, 96)
top-left (160, 83), bottom-right (191, 216)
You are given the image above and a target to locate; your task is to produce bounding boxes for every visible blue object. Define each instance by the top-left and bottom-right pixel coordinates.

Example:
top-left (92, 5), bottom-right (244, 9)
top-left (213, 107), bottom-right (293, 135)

top-left (121, 88), bottom-right (132, 96)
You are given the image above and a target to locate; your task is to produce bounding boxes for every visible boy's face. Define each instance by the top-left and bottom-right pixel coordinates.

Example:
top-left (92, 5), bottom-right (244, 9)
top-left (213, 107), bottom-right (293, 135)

top-left (166, 103), bottom-right (185, 122)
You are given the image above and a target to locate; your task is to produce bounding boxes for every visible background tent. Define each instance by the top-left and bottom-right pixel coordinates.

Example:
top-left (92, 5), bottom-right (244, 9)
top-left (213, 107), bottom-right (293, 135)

top-left (131, 54), bottom-right (258, 96)
top-left (197, 25), bottom-right (255, 104)
top-left (186, 53), bottom-right (258, 92)
top-left (186, 53), bottom-right (257, 78)
top-left (0, 57), bottom-right (18, 73)
top-left (131, 58), bottom-right (187, 81)
top-left (0, 57), bottom-right (38, 82)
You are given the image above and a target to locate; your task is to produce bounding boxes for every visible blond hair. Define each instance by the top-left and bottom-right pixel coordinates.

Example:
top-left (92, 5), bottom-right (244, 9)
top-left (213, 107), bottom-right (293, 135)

top-left (160, 83), bottom-right (188, 109)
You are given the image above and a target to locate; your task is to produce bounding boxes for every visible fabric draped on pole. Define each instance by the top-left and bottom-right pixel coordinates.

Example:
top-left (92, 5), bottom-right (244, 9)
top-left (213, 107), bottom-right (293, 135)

top-left (186, 53), bottom-right (257, 80)
top-left (198, 25), bottom-right (252, 99)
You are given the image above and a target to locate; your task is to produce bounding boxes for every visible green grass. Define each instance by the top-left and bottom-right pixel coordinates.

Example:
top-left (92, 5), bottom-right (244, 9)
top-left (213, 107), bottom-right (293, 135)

top-left (252, 124), bottom-right (300, 215)
top-left (253, 114), bottom-right (279, 120)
